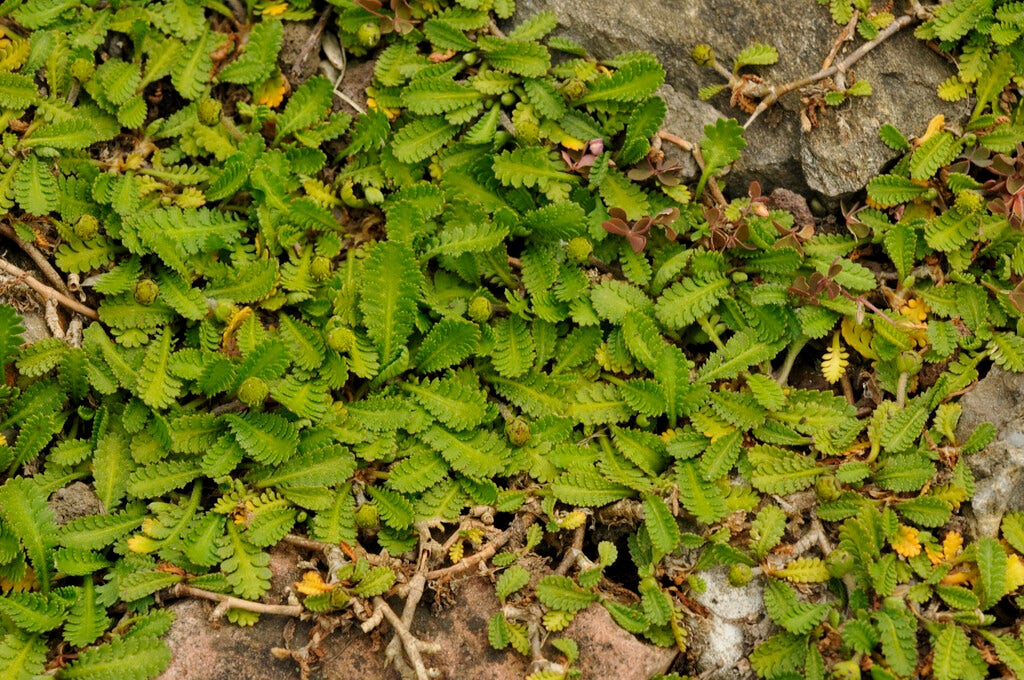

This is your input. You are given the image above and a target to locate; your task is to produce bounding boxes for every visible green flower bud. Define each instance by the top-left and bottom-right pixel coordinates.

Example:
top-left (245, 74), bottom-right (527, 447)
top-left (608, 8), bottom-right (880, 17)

top-left (363, 186), bottom-right (384, 205)
top-left (825, 549), bottom-right (854, 578)
top-left (356, 22), bottom-right (381, 48)
top-left (566, 237), bottom-right (593, 263)
top-left (727, 563), bottom-right (753, 587)
top-left (691, 44), bottom-right (715, 67)
top-left (462, 52), bottom-right (479, 65)
top-left (237, 376), bottom-right (269, 407)
top-left (561, 78), bottom-right (587, 100)
top-left (829, 659), bottom-right (861, 680)
top-left (500, 92), bottom-right (517, 107)
top-left (197, 97), bottom-right (222, 126)
top-left (134, 278), bottom-right (159, 305)
top-left (954, 190), bottom-right (984, 214)
top-left (815, 475), bottom-right (842, 502)
top-left (69, 58), bottom-right (95, 82)
top-left (731, 271), bottom-right (749, 283)
top-left (326, 326), bottom-right (356, 353)
top-left (468, 296), bottom-right (492, 323)
top-left (311, 255), bottom-right (332, 281)
top-left (213, 301), bottom-right (240, 323)
top-left (894, 351), bottom-right (923, 376)
top-left (74, 214), bottom-right (100, 240)
top-left (355, 502), bottom-right (379, 530)
top-left (505, 417), bottom-right (531, 446)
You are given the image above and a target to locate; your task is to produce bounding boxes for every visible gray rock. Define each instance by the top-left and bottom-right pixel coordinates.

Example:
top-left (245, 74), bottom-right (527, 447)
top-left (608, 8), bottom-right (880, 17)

top-left (512, 0), bottom-right (968, 199)
top-left (688, 567), bottom-right (771, 680)
top-left (956, 367), bottom-right (1024, 538)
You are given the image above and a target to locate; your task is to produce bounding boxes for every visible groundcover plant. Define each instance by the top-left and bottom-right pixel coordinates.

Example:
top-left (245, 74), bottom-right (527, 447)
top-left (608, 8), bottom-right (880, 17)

top-left (2, 0), bottom-right (1024, 678)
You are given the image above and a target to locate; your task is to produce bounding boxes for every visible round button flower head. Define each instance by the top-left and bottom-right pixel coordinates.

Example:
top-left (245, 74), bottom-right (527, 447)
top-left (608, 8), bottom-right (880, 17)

top-left (565, 237), bottom-right (593, 263)
top-left (134, 278), bottom-right (159, 305)
top-left (357, 22), bottom-right (381, 48)
top-left (326, 326), bottom-right (356, 353)
top-left (197, 97), bottom-right (222, 126)
top-left (237, 377), bottom-right (269, 407)
top-left (74, 214), bottom-right (100, 240)
top-left (311, 256), bottom-right (332, 281)
top-left (468, 296), bottom-right (492, 323)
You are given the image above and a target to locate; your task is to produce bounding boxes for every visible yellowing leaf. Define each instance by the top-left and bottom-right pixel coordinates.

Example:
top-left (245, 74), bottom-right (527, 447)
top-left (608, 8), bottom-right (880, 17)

top-left (256, 71), bottom-right (288, 108)
top-left (917, 114), bottom-right (945, 145)
top-left (295, 571), bottom-right (333, 595)
top-left (449, 540), bottom-right (464, 564)
top-left (1006, 554), bottom-right (1024, 593)
top-left (892, 525), bottom-right (922, 558)
top-left (943, 531), bottom-right (964, 561)
top-left (261, 3), bottom-right (289, 16)
top-left (841, 317), bottom-right (878, 360)
top-left (559, 510), bottom-right (587, 530)
top-left (821, 332), bottom-right (849, 384)
top-left (900, 297), bottom-right (929, 323)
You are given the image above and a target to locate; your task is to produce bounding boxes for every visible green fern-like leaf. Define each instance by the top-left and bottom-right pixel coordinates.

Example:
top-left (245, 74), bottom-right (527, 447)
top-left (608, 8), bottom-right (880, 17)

top-left (0, 477), bottom-right (58, 592)
top-left (909, 131), bottom-right (958, 180)
top-left (932, 624), bottom-right (969, 680)
top-left (402, 372), bottom-right (490, 431)
top-left (491, 147), bottom-right (574, 195)
top-left (419, 426), bottom-right (506, 478)
top-left (58, 507), bottom-right (146, 551)
top-left (58, 636), bottom-right (171, 680)
top-left (0, 591), bottom-right (67, 633)
top-left (0, 72), bottom-right (37, 108)
top-left (413, 318), bottom-right (480, 373)
top-left (135, 329), bottom-right (181, 410)
top-left (874, 605), bottom-right (918, 677)
top-left (367, 485), bottom-right (414, 530)
top-left (550, 470), bottom-right (633, 506)
top-left (618, 96), bottom-right (666, 165)
top-left (578, 56), bottom-right (664, 104)
top-left (218, 18), bottom-right (283, 84)
top-left (490, 316), bottom-right (536, 378)
top-left (569, 382), bottom-right (630, 425)
top-left (171, 28), bottom-right (218, 99)
top-left (14, 154), bottom-right (57, 216)
top-left (866, 174), bottom-right (931, 206)
top-left (675, 460), bottom-right (728, 524)
top-left (763, 579), bottom-right (831, 635)
top-left (218, 522), bottom-right (271, 601)
top-left (655, 275), bottom-right (730, 330)
top-left (392, 116), bottom-right (459, 163)
top-left (980, 631), bottom-right (1024, 677)
top-left (226, 412), bottom-right (299, 466)
top-left (596, 168), bottom-right (649, 220)
top-left (748, 445), bottom-right (823, 494)
top-left (126, 459), bottom-right (202, 499)
top-left (0, 304), bottom-right (24, 367)
top-left (477, 36), bottom-right (551, 77)
top-left (359, 241), bottom-right (422, 364)
top-left (643, 493), bottom-right (680, 558)
top-left (535, 575), bottom-right (597, 612)
top-left (402, 76), bottom-right (486, 115)
top-left (0, 630), bottom-right (46, 680)
top-left (732, 43), bottom-right (779, 71)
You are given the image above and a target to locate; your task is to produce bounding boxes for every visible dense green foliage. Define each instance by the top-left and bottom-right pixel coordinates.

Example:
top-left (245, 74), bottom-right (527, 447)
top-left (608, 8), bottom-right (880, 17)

top-left (1, 0), bottom-right (1024, 678)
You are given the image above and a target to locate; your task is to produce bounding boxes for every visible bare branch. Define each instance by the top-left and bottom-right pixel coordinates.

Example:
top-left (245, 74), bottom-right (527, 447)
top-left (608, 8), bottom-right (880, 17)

top-left (170, 583), bottom-right (304, 618)
top-left (0, 256), bottom-right (98, 320)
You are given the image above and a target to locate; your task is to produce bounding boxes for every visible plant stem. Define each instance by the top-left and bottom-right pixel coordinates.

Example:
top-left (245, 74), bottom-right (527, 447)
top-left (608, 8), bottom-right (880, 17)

top-left (741, 14), bottom-right (916, 129)
top-left (697, 314), bottom-right (726, 351)
top-left (775, 337), bottom-right (808, 386)
top-left (169, 583), bottom-right (304, 617)
top-left (0, 224), bottom-right (71, 295)
top-left (0, 256), bottom-right (98, 320)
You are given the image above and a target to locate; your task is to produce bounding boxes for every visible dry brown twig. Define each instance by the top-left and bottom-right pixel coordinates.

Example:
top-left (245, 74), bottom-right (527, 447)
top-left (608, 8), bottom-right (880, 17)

top-left (0, 223), bottom-right (71, 295)
top-left (706, 13), bottom-right (917, 129)
top-left (0, 255), bottom-right (98, 320)
top-left (169, 583), bottom-right (304, 618)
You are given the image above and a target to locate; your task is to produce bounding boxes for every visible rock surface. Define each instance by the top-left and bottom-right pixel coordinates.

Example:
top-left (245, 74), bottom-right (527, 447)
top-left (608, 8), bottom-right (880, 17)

top-left (956, 367), bottom-right (1024, 538)
top-left (159, 544), bottom-right (676, 679)
top-left (688, 567), bottom-right (772, 680)
top-left (512, 0), bottom-right (968, 199)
